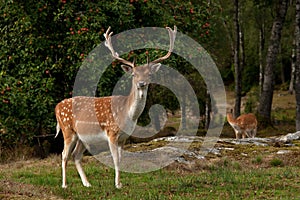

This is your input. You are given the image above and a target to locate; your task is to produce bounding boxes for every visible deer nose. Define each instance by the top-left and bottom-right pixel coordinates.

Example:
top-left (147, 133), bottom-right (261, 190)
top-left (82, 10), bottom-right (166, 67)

top-left (137, 81), bottom-right (147, 88)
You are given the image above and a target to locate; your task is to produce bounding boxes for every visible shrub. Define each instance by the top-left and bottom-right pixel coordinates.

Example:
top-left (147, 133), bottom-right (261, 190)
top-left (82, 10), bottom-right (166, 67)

top-left (252, 156), bottom-right (263, 164)
top-left (0, 0), bottom-right (215, 149)
top-left (270, 158), bottom-right (284, 167)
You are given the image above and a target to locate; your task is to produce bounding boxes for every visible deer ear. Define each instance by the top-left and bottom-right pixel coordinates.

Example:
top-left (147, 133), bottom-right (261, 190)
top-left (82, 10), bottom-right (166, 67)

top-left (121, 65), bottom-right (133, 74)
top-left (150, 63), bottom-right (161, 73)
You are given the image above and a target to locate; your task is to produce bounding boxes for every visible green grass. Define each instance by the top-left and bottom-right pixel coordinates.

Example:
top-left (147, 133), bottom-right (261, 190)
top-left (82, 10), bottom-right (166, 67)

top-left (252, 156), bottom-right (263, 164)
top-left (1, 156), bottom-right (300, 200)
top-left (270, 158), bottom-right (284, 167)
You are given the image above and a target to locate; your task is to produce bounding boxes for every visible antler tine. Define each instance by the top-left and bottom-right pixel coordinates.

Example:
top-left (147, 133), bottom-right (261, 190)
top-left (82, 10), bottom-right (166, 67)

top-left (151, 25), bottom-right (177, 64)
top-left (104, 27), bottom-right (134, 67)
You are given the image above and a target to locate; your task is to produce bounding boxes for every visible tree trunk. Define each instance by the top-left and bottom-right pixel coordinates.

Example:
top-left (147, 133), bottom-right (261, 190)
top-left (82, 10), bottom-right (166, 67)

top-left (234, 0), bottom-right (242, 118)
top-left (259, 22), bottom-right (265, 95)
top-left (289, 38), bottom-right (296, 94)
top-left (279, 44), bottom-right (286, 84)
top-left (258, 0), bottom-right (288, 125)
top-left (181, 96), bottom-right (186, 130)
top-left (205, 91), bottom-right (211, 130)
top-left (295, 0), bottom-right (300, 131)
top-left (153, 107), bottom-right (161, 132)
top-left (239, 20), bottom-right (245, 72)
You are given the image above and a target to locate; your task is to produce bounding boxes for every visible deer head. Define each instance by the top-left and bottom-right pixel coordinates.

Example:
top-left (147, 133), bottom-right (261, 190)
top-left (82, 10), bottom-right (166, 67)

top-left (104, 26), bottom-right (177, 99)
top-left (120, 60), bottom-right (161, 99)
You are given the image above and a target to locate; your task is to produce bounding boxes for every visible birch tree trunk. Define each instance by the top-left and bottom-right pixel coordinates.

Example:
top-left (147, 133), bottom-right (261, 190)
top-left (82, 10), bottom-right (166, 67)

top-left (234, 0), bottom-right (242, 118)
top-left (258, 0), bottom-right (288, 125)
top-left (289, 38), bottom-right (296, 94)
top-left (295, 0), bottom-right (300, 131)
top-left (279, 44), bottom-right (286, 84)
top-left (239, 22), bottom-right (245, 100)
top-left (259, 22), bottom-right (265, 95)
top-left (239, 19), bottom-right (245, 73)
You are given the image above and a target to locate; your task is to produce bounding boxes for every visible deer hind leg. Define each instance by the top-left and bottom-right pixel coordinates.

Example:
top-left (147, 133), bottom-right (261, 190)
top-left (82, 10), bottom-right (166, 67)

top-left (61, 131), bottom-right (77, 188)
top-left (72, 140), bottom-right (91, 187)
top-left (245, 130), bottom-right (252, 138)
top-left (245, 128), bottom-right (256, 138)
top-left (252, 127), bottom-right (257, 138)
top-left (108, 137), bottom-right (122, 189)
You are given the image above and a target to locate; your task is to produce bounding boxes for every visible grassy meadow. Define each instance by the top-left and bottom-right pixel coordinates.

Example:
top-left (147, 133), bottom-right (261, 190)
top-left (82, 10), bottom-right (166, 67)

top-left (1, 141), bottom-right (300, 200)
top-left (1, 89), bottom-right (300, 199)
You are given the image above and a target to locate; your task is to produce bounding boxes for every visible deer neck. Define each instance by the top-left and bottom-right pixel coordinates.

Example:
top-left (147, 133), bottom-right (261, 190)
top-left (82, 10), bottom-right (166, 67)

top-left (127, 86), bottom-right (148, 121)
top-left (227, 113), bottom-right (236, 125)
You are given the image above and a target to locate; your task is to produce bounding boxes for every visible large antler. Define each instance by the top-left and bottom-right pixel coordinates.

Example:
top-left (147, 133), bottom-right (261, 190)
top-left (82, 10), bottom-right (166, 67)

top-left (104, 27), bottom-right (135, 67)
top-left (151, 26), bottom-right (177, 64)
top-left (104, 26), bottom-right (177, 66)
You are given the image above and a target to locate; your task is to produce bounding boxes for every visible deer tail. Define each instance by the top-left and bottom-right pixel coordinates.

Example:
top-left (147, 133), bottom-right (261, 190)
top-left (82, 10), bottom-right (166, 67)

top-left (55, 122), bottom-right (61, 138)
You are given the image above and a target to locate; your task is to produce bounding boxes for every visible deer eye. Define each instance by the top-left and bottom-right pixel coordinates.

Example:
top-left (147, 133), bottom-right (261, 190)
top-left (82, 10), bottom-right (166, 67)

top-left (132, 73), bottom-right (139, 78)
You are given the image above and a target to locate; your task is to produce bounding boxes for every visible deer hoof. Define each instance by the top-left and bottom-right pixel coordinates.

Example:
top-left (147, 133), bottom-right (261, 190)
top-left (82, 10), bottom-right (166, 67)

top-left (84, 182), bottom-right (92, 187)
top-left (116, 183), bottom-right (122, 189)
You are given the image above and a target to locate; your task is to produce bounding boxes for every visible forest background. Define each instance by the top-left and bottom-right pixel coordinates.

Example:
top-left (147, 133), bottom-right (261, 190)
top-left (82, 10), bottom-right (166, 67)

top-left (1, 0), bottom-right (300, 155)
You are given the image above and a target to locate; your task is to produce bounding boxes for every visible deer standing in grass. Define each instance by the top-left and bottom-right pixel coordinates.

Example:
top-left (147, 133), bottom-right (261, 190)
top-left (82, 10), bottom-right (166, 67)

top-left (55, 26), bottom-right (177, 188)
top-left (227, 110), bottom-right (258, 139)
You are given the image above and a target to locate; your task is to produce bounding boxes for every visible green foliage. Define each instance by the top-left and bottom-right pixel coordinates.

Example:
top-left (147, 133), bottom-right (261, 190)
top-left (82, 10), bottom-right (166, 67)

top-left (0, 0), bottom-right (215, 147)
top-left (244, 86), bottom-right (259, 113)
top-left (214, 0), bottom-right (296, 93)
top-left (252, 155), bottom-right (263, 164)
top-left (270, 158), bottom-right (284, 167)
top-left (242, 65), bottom-right (259, 92)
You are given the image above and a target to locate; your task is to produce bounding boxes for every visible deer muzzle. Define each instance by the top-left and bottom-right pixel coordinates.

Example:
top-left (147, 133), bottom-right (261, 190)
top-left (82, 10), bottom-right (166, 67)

top-left (137, 81), bottom-right (147, 89)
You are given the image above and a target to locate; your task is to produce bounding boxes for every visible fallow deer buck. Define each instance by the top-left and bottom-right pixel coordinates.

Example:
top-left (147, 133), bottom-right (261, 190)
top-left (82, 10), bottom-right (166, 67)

top-left (227, 110), bottom-right (258, 139)
top-left (55, 26), bottom-right (177, 189)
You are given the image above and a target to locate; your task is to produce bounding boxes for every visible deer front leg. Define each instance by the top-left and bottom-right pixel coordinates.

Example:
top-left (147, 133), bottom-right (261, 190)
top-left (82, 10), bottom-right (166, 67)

top-left (118, 139), bottom-right (126, 163)
top-left (234, 130), bottom-right (239, 139)
top-left (108, 139), bottom-right (122, 189)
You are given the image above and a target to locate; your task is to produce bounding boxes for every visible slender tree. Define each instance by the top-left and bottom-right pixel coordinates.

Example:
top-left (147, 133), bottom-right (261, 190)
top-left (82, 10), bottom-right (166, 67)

top-left (295, 0), bottom-right (300, 131)
top-left (239, 23), bottom-right (245, 75)
top-left (234, 0), bottom-right (242, 118)
top-left (205, 91), bottom-right (211, 130)
top-left (252, 1), bottom-right (267, 95)
top-left (289, 38), bottom-right (296, 94)
top-left (258, 0), bottom-right (289, 125)
top-left (259, 22), bottom-right (265, 95)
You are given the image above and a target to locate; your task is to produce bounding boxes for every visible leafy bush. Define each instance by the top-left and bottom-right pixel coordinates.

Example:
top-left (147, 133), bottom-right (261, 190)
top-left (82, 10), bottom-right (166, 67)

top-left (0, 0), bottom-right (214, 148)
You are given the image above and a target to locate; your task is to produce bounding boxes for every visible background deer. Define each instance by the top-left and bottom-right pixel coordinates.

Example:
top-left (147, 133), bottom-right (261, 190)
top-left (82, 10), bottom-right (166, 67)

top-left (227, 109), bottom-right (258, 139)
top-left (55, 26), bottom-right (177, 189)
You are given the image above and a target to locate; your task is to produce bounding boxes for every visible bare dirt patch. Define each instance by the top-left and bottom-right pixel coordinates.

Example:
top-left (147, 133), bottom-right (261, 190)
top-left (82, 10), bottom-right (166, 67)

top-left (0, 179), bottom-right (62, 200)
top-left (0, 156), bottom-right (62, 200)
